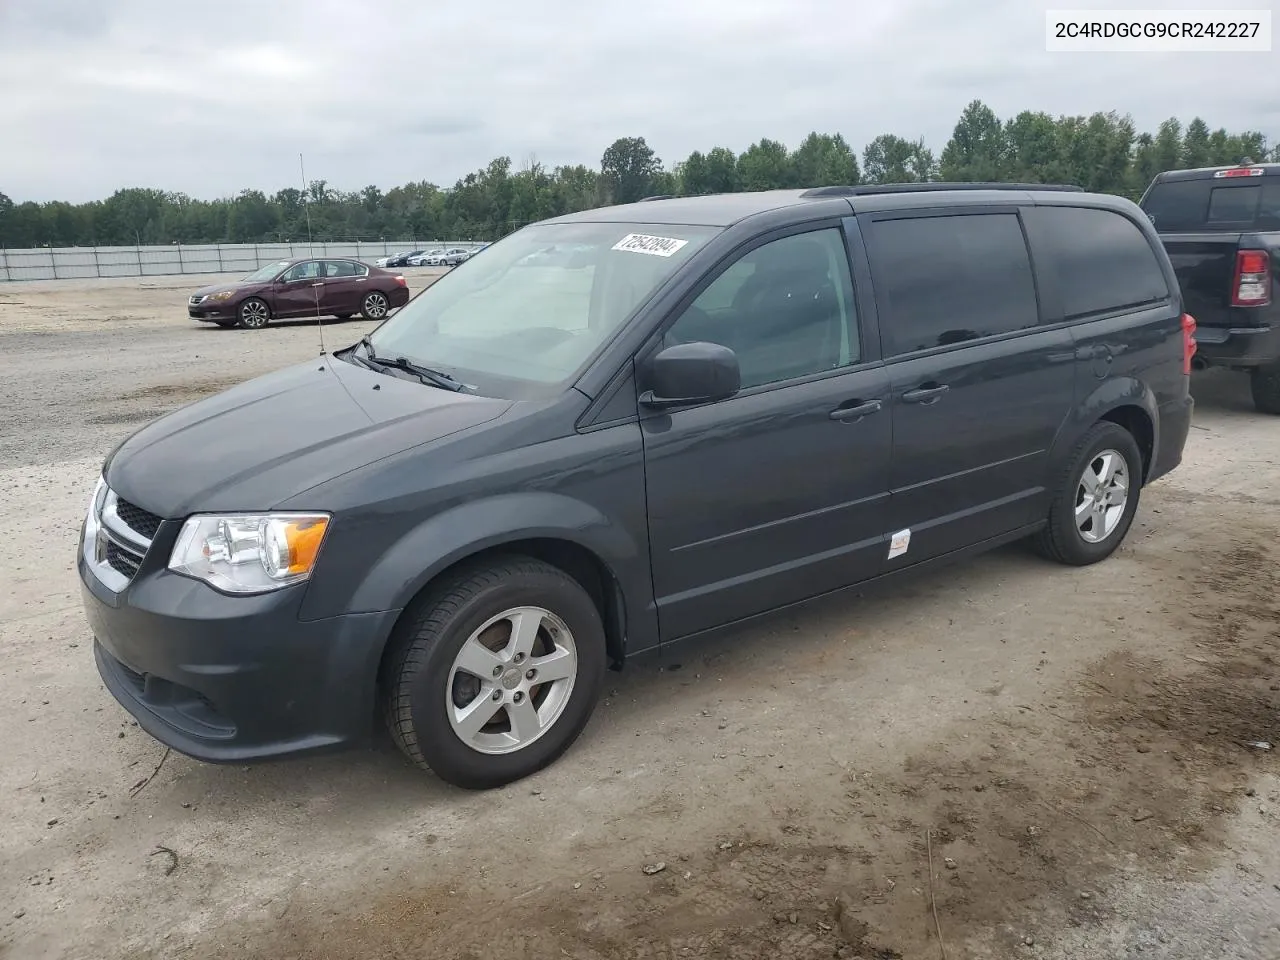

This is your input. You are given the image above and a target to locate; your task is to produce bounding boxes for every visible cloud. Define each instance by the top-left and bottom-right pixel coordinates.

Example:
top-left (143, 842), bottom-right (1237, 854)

top-left (0, 0), bottom-right (1276, 202)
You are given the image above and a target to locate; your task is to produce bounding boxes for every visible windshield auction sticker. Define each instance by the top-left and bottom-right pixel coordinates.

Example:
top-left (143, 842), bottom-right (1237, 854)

top-left (612, 233), bottom-right (689, 257)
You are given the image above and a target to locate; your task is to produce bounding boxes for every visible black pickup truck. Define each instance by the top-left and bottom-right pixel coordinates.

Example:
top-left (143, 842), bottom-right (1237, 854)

top-left (1140, 162), bottom-right (1280, 413)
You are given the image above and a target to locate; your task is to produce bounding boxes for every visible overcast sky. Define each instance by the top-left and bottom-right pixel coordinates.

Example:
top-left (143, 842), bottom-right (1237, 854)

top-left (1, 0), bottom-right (1277, 203)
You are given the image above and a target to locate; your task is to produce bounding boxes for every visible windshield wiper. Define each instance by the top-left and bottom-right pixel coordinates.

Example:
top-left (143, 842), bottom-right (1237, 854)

top-left (359, 336), bottom-right (465, 392)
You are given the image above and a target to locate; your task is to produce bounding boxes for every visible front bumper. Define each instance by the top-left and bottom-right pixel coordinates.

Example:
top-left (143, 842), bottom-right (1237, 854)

top-left (80, 547), bottom-right (400, 763)
top-left (188, 303), bottom-right (234, 322)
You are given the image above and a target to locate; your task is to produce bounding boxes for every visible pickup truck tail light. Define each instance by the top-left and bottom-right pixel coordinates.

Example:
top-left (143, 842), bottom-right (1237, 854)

top-left (1181, 313), bottom-right (1197, 375)
top-left (1231, 250), bottom-right (1271, 307)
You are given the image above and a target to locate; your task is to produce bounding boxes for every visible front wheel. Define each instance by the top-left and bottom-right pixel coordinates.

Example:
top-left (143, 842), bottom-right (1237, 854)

top-left (237, 298), bottom-right (270, 330)
top-left (382, 557), bottom-right (606, 789)
top-left (361, 291), bottom-right (389, 320)
top-left (1031, 421), bottom-right (1143, 566)
top-left (1250, 364), bottom-right (1280, 415)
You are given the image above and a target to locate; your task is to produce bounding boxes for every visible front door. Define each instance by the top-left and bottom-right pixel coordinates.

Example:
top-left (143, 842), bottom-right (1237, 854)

top-left (640, 225), bottom-right (893, 641)
top-left (860, 208), bottom-right (1076, 567)
top-left (271, 259), bottom-right (325, 317)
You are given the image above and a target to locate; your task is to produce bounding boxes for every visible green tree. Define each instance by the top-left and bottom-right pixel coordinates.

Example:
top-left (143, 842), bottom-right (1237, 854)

top-left (1152, 118), bottom-right (1183, 174)
top-left (600, 136), bottom-right (662, 204)
top-left (791, 132), bottom-right (860, 187)
top-left (737, 138), bottom-right (792, 191)
top-left (939, 100), bottom-right (1007, 181)
top-left (1181, 118), bottom-right (1211, 168)
top-left (1055, 112), bottom-right (1134, 193)
top-left (863, 134), bottom-right (936, 183)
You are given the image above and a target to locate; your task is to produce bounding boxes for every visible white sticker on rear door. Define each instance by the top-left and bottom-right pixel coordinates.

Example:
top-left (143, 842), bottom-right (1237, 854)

top-left (612, 233), bottom-right (689, 257)
top-left (887, 529), bottom-right (911, 560)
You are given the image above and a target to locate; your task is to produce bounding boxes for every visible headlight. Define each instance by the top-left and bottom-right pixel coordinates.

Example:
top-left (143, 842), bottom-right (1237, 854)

top-left (207, 290), bottom-right (236, 301)
top-left (169, 513), bottom-right (330, 594)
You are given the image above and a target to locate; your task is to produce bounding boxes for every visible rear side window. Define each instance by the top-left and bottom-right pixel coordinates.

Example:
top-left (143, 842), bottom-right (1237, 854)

top-left (864, 213), bottom-right (1039, 357)
top-left (1142, 178), bottom-right (1280, 231)
top-left (324, 260), bottom-right (365, 277)
top-left (1023, 206), bottom-right (1169, 320)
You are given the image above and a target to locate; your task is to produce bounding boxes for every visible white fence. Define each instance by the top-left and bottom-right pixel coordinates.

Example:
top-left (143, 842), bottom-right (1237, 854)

top-left (0, 240), bottom-right (481, 282)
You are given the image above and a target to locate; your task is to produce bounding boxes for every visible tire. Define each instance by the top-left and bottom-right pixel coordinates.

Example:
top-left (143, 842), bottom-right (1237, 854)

top-left (1250, 365), bottom-right (1280, 415)
top-left (237, 298), bottom-right (270, 330)
top-left (361, 291), bottom-right (390, 321)
top-left (1031, 421), bottom-right (1143, 566)
top-left (382, 556), bottom-right (606, 789)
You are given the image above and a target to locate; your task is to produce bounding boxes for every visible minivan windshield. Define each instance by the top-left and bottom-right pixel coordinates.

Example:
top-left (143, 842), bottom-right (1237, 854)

top-left (364, 221), bottom-right (719, 397)
top-left (243, 260), bottom-right (291, 283)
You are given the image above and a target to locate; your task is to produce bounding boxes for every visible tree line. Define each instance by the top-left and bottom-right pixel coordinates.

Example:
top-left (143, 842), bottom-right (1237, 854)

top-left (1, 100), bottom-right (1274, 249)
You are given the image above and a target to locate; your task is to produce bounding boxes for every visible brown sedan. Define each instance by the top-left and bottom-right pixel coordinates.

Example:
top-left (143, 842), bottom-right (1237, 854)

top-left (187, 257), bottom-right (411, 330)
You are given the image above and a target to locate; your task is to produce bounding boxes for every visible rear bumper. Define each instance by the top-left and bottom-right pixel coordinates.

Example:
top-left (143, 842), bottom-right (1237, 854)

top-left (1194, 323), bottom-right (1280, 368)
top-left (389, 288), bottom-right (411, 308)
top-left (1149, 394), bottom-right (1193, 484)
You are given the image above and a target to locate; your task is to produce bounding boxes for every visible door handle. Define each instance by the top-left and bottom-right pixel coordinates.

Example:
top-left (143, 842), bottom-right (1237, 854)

top-left (901, 384), bottom-right (950, 404)
top-left (829, 399), bottom-right (883, 421)
top-left (310, 282), bottom-right (324, 287)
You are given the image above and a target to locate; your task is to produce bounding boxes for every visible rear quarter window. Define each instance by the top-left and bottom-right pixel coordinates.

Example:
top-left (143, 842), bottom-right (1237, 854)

top-left (1023, 206), bottom-right (1169, 320)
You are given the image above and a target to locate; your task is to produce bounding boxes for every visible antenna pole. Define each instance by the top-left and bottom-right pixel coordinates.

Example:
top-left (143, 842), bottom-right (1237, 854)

top-left (300, 152), bottom-right (328, 358)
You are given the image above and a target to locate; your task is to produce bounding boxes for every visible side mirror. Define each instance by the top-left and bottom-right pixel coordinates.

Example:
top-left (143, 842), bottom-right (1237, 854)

top-left (639, 341), bottom-right (740, 408)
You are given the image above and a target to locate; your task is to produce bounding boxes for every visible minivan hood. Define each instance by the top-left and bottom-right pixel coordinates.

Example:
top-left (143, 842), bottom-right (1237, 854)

top-left (103, 358), bottom-right (512, 518)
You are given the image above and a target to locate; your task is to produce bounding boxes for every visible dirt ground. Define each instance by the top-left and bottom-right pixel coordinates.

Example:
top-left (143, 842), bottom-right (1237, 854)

top-left (1, 273), bottom-right (1277, 960)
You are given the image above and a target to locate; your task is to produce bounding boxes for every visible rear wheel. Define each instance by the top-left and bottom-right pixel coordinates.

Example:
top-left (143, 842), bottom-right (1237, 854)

top-left (1032, 421), bottom-right (1143, 566)
top-left (361, 291), bottom-right (389, 321)
top-left (237, 298), bottom-right (270, 330)
top-left (1250, 364), bottom-right (1280, 415)
top-left (382, 556), bottom-right (606, 789)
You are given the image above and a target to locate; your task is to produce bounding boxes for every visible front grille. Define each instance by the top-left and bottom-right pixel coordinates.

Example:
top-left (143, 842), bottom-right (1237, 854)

top-left (115, 498), bottom-right (163, 540)
top-left (189, 295), bottom-right (205, 305)
top-left (105, 539), bottom-right (143, 579)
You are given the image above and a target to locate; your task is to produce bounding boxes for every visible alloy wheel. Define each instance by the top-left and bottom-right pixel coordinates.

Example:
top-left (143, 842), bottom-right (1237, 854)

top-left (445, 606), bottom-right (578, 755)
top-left (240, 300), bottom-right (269, 329)
top-left (1075, 448), bottom-right (1129, 543)
top-left (364, 292), bottom-right (388, 319)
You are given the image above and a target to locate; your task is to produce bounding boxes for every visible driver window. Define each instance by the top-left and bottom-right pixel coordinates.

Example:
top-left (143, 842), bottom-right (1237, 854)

top-left (664, 228), bottom-right (860, 390)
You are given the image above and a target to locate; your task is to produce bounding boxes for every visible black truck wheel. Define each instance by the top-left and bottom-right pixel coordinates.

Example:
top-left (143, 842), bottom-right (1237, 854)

top-left (1250, 365), bottom-right (1280, 415)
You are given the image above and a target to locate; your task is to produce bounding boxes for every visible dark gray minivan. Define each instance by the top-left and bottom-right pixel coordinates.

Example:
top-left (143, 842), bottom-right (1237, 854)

top-left (80, 184), bottom-right (1195, 788)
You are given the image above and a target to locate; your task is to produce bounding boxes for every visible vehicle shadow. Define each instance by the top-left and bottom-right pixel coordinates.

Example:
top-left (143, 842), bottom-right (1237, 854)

top-left (1190, 367), bottom-right (1258, 414)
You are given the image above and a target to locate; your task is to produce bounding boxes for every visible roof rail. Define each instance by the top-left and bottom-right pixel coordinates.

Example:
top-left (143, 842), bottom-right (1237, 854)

top-left (800, 182), bottom-right (1084, 198)
top-left (638, 194), bottom-right (676, 202)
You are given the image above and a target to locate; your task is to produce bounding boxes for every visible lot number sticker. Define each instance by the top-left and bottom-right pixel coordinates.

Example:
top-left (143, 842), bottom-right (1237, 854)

top-left (888, 528), bottom-right (911, 560)
top-left (612, 233), bottom-right (689, 257)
